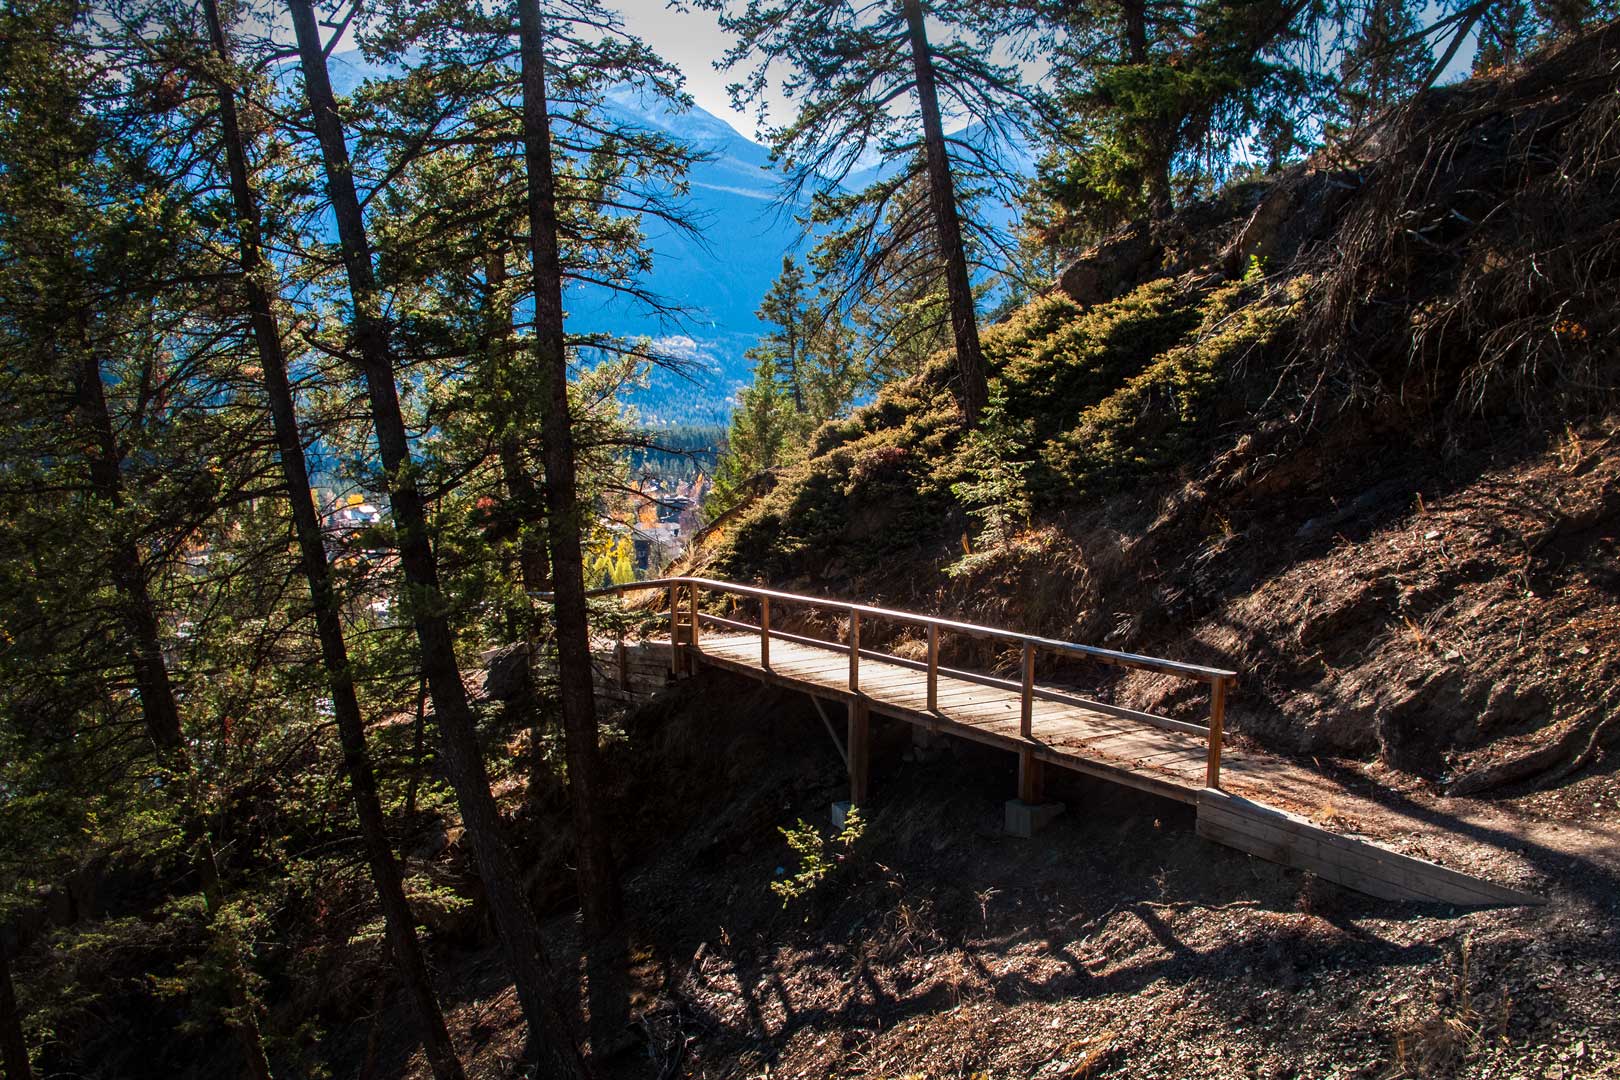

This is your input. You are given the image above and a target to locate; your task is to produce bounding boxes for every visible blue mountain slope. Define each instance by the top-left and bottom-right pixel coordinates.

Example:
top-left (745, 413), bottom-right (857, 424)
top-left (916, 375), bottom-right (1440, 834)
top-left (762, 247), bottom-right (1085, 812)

top-left (563, 85), bottom-right (810, 416)
top-left (315, 54), bottom-right (1030, 420)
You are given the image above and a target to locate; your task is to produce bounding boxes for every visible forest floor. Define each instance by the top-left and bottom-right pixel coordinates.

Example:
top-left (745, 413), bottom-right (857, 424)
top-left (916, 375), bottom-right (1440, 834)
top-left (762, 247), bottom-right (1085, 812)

top-left (367, 672), bottom-right (1618, 1080)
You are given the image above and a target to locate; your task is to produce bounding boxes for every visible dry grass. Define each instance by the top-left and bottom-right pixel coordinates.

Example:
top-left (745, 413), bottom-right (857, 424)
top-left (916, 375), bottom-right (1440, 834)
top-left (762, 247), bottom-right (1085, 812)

top-left (1301, 24), bottom-right (1620, 423)
top-left (1388, 938), bottom-right (1513, 1078)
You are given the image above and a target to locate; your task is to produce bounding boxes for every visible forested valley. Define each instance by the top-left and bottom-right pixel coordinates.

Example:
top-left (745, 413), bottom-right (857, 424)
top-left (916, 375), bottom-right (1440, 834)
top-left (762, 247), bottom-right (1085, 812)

top-left (1, 1), bottom-right (1617, 1078)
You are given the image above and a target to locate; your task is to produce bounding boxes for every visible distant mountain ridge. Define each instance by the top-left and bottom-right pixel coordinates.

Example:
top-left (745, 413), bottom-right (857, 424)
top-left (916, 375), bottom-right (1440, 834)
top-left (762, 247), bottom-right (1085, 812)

top-left (322, 52), bottom-right (1030, 422)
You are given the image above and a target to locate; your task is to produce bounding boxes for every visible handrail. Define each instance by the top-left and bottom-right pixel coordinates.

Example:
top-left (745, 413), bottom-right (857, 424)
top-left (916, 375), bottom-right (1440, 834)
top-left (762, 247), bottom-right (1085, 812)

top-left (699, 612), bottom-right (1211, 738)
top-left (544, 575), bottom-right (1237, 682)
top-left (536, 574), bottom-right (1237, 788)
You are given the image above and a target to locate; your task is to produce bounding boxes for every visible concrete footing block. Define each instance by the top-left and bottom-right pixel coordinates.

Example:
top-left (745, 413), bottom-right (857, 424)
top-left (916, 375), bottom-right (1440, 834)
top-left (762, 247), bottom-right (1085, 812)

top-left (831, 801), bottom-right (854, 829)
top-left (907, 726), bottom-right (945, 762)
top-left (1005, 799), bottom-right (1065, 838)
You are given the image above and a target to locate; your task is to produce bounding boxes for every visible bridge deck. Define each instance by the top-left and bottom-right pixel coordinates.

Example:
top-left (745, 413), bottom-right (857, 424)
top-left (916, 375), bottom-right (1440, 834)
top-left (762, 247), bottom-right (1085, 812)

top-left (566, 575), bottom-right (1540, 906)
top-left (689, 631), bottom-right (1256, 805)
top-left (666, 631), bottom-right (1539, 905)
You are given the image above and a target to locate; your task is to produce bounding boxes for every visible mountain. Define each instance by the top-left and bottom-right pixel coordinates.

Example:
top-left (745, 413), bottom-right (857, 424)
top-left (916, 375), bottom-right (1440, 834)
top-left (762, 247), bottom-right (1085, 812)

top-left (565, 85), bottom-right (809, 422)
top-left (574, 98), bottom-right (1037, 420)
top-left (319, 53), bottom-right (1032, 422)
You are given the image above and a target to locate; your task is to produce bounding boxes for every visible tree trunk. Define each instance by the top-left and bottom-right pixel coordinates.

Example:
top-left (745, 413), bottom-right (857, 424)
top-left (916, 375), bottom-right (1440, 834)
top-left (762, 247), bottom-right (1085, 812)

top-left (285, 5), bottom-right (586, 1077)
top-left (405, 673), bottom-right (429, 820)
top-left (1144, 144), bottom-right (1174, 220)
top-left (901, 0), bottom-right (989, 425)
top-left (200, 5), bottom-right (466, 1077)
top-left (485, 248), bottom-right (550, 597)
top-left (1120, 0), bottom-right (1148, 62)
top-left (515, 0), bottom-right (631, 1057)
top-left (0, 934), bottom-right (32, 1080)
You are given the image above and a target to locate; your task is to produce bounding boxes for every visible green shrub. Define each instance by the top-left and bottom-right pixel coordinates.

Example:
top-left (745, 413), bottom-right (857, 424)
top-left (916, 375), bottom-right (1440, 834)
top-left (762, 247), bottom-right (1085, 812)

top-left (1041, 281), bottom-right (1294, 492)
top-left (987, 279), bottom-right (1206, 448)
top-left (770, 807), bottom-right (865, 905)
top-left (712, 272), bottom-right (1299, 583)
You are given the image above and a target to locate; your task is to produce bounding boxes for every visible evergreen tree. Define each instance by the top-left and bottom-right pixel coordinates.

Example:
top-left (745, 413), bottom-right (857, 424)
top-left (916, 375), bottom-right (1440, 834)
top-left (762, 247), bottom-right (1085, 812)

top-left (515, 0), bottom-right (633, 1053)
top-left (1334, 0), bottom-right (1433, 131)
top-left (284, 5), bottom-right (587, 1074)
top-left (711, 352), bottom-right (793, 512)
top-left (193, 0), bottom-right (466, 1073)
top-left (755, 256), bottom-right (813, 410)
top-left (0, 5), bottom-right (278, 1072)
top-left (708, 256), bottom-right (870, 516)
top-left (1007, 0), bottom-right (1319, 247)
top-left (353, 0), bottom-right (698, 1052)
top-left (0, 932), bottom-right (27, 1080)
top-left (708, 0), bottom-right (1043, 424)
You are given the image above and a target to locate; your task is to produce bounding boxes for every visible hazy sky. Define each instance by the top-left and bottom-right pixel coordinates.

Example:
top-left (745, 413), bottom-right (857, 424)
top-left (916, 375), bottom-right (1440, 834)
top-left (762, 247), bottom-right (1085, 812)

top-left (322, 2), bottom-right (1481, 145)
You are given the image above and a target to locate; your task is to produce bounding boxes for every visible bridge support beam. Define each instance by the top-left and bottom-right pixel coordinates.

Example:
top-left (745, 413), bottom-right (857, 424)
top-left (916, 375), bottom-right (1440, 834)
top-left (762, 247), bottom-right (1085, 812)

top-left (1006, 748), bottom-right (1064, 838)
top-left (847, 699), bottom-right (870, 805)
top-left (1017, 749), bottom-right (1043, 804)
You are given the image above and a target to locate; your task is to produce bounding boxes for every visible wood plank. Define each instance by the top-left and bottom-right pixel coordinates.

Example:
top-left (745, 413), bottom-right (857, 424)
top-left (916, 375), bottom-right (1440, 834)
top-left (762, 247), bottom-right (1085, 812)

top-left (762, 653), bottom-right (851, 678)
top-left (882, 677), bottom-right (1015, 704)
top-left (1196, 816), bottom-right (1438, 902)
top-left (1030, 743), bottom-right (1201, 804)
top-left (1197, 791), bottom-right (1542, 905)
top-left (1037, 714), bottom-right (1190, 748)
top-left (1035, 720), bottom-right (1197, 760)
top-left (1198, 798), bottom-right (1537, 903)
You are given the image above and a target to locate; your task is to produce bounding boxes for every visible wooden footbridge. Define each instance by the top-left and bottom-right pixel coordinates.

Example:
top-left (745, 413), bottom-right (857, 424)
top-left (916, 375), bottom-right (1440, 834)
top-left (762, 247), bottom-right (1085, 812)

top-left (567, 576), bottom-right (1540, 907)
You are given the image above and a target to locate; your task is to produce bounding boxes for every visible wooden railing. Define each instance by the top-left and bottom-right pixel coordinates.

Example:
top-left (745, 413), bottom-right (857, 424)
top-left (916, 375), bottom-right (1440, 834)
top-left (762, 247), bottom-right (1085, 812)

top-left (544, 576), bottom-right (1238, 789)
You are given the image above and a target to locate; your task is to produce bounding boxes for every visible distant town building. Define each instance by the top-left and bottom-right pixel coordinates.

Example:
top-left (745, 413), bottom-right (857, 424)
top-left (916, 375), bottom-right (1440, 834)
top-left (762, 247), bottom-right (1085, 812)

top-left (612, 472), bottom-right (712, 574)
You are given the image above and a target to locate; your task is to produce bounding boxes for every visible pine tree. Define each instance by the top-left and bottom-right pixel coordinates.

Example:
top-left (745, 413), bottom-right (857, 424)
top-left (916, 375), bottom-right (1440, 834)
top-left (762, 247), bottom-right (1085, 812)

top-left (1008, 0), bottom-right (1318, 245)
top-left (285, 4), bottom-right (587, 1074)
top-left (708, 0), bottom-right (1043, 424)
top-left (711, 352), bottom-right (793, 512)
top-left (755, 256), bottom-right (813, 410)
top-left (0, 6), bottom-right (277, 1073)
top-left (0, 932), bottom-right (30, 1080)
top-left (355, 0), bottom-right (697, 1052)
top-left (1334, 0), bottom-right (1433, 131)
top-left (514, 0), bottom-right (633, 1050)
top-left (194, 1), bottom-right (466, 1074)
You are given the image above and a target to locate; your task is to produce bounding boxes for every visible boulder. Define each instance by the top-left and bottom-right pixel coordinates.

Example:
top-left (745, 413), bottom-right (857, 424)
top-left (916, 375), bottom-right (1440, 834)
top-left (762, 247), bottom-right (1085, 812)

top-left (481, 641), bottom-right (534, 702)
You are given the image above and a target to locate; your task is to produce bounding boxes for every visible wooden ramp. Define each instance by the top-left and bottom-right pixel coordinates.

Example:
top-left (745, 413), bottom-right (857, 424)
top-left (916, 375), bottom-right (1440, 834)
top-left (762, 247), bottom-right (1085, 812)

top-left (568, 576), bottom-right (1541, 907)
top-left (1196, 790), bottom-right (1541, 906)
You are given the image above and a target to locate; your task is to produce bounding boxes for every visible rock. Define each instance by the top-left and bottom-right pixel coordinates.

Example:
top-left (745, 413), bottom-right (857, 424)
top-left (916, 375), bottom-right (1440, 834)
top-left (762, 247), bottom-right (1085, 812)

top-left (1056, 222), bottom-right (1156, 308)
top-left (481, 641), bottom-right (534, 702)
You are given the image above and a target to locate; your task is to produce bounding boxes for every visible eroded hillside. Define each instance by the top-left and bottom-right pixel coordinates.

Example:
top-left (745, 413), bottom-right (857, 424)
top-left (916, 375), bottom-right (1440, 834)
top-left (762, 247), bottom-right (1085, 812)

top-left (696, 25), bottom-right (1620, 796)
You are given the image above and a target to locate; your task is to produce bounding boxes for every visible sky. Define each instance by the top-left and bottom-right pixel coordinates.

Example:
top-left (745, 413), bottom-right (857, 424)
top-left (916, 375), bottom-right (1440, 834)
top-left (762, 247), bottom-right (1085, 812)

top-left (321, 0), bottom-right (784, 141)
top-left (321, 0), bottom-right (1482, 151)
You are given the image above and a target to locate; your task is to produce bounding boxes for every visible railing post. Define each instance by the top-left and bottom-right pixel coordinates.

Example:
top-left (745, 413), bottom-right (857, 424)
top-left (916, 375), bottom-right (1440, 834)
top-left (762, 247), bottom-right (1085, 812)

top-left (848, 610), bottom-right (861, 692)
top-left (760, 596), bottom-right (771, 670)
top-left (667, 584), bottom-right (681, 674)
top-left (926, 623), bottom-right (938, 712)
top-left (1205, 676), bottom-right (1228, 789)
top-left (1020, 641), bottom-right (1035, 738)
top-left (688, 582), bottom-right (701, 650)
